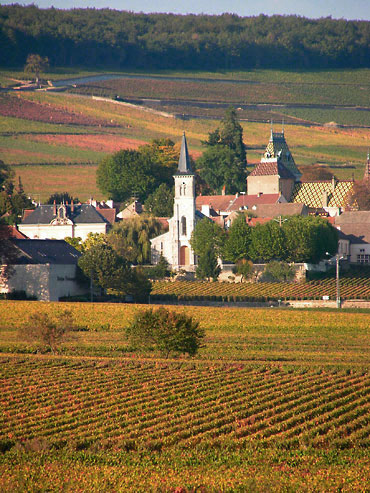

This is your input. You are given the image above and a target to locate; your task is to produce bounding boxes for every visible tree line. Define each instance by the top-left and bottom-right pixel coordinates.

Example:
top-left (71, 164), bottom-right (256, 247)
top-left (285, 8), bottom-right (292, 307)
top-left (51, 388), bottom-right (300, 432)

top-left (1, 5), bottom-right (369, 70)
top-left (191, 214), bottom-right (338, 280)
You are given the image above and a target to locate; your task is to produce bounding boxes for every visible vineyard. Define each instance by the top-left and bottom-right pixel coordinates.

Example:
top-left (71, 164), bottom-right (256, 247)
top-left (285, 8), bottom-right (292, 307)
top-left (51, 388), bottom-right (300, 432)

top-left (1, 301), bottom-right (370, 490)
top-left (151, 278), bottom-right (370, 302)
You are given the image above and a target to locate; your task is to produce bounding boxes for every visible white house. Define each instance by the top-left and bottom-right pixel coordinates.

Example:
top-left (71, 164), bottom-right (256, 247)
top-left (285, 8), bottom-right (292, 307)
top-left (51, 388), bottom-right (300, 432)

top-left (0, 239), bottom-right (87, 301)
top-left (335, 211), bottom-right (370, 264)
top-left (151, 133), bottom-right (204, 271)
top-left (18, 202), bottom-right (112, 241)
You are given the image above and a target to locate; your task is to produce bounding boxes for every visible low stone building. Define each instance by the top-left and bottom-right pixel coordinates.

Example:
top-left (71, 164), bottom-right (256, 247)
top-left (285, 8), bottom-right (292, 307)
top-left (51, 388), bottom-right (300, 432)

top-left (0, 239), bottom-right (86, 301)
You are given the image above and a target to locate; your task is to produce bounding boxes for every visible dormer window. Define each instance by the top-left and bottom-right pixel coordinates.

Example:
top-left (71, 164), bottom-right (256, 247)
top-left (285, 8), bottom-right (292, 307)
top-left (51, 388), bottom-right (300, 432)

top-left (58, 205), bottom-right (66, 220)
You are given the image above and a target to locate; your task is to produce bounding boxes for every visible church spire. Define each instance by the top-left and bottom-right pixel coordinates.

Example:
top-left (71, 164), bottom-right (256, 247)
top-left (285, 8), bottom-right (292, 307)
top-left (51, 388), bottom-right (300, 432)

top-left (177, 132), bottom-right (193, 175)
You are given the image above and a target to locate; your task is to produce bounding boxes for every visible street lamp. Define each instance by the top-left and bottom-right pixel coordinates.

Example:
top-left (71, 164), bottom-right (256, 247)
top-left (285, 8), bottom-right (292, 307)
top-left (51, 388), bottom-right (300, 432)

top-left (335, 253), bottom-right (341, 309)
top-left (326, 252), bottom-right (344, 309)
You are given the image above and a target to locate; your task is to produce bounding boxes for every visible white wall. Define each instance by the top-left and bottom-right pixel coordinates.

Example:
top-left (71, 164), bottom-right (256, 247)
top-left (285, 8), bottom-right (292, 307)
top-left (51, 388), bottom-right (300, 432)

top-left (1, 264), bottom-right (87, 301)
top-left (18, 223), bottom-right (107, 241)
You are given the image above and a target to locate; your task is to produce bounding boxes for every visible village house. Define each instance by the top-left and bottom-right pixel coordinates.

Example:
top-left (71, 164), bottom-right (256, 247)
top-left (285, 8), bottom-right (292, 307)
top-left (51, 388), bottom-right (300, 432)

top-left (18, 202), bottom-right (114, 241)
top-left (0, 239), bottom-right (86, 301)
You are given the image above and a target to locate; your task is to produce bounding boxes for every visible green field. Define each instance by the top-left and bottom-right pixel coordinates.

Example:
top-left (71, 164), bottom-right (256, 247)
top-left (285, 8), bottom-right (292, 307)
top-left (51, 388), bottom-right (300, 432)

top-left (1, 301), bottom-right (370, 491)
top-left (0, 68), bottom-right (369, 201)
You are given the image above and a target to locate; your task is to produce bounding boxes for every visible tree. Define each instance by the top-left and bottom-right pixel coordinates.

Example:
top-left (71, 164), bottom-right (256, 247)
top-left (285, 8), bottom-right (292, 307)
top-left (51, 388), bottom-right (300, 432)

top-left (0, 160), bottom-right (14, 192)
top-left (78, 243), bottom-right (151, 301)
top-left (19, 310), bottom-right (74, 353)
top-left (108, 216), bottom-right (164, 264)
top-left (46, 192), bottom-right (79, 205)
top-left (203, 106), bottom-right (246, 163)
top-left (190, 217), bottom-right (225, 259)
top-left (348, 180), bottom-right (370, 210)
top-left (146, 254), bottom-right (171, 279)
top-left (232, 259), bottom-right (254, 281)
top-left (223, 213), bottom-right (252, 262)
top-left (197, 106), bottom-right (247, 193)
top-left (262, 261), bottom-right (295, 282)
top-left (283, 216), bottom-right (338, 263)
top-left (126, 307), bottom-right (204, 358)
top-left (196, 245), bottom-right (221, 281)
top-left (197, 146), bottom-right (246, 194)
top-left (24, 54), bottom-right (49, 85)
top-left (249, 221), bottom-right (286, 263)
top-left (144, 183), bottom-right (174, 217)
top-left (299, 165), bottom-right (336, 182)
top-left (97, 140), bottom-right (179, 203)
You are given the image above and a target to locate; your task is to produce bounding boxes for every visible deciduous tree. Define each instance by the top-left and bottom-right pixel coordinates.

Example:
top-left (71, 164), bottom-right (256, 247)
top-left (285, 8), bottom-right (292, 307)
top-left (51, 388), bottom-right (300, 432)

top-left (126, 307), bottom-right (204, 358)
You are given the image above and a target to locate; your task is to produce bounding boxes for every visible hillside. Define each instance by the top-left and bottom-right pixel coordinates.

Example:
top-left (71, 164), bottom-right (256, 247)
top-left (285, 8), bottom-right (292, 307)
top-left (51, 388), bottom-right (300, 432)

top-left (0, 68), bottom-right (368, 202)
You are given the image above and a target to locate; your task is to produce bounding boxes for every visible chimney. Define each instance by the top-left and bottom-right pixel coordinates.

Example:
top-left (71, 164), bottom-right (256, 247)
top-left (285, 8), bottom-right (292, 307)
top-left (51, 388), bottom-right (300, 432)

top-left (222, 185), bottom-right (226, 196)
top-left (71, 200), bottom-right (74, 213)
top-left (332, 176), bottom-right (336, 192)
top-left (53, 200), bottom-right (56, 215)
top-left (322, 191), bottom-right (328, 208)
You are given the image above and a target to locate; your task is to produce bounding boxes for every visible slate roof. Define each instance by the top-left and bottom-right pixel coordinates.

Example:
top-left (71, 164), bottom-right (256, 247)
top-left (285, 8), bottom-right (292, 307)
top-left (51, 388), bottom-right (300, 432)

top-left (21, 204), bottom-right (109, 225)
top-left (249, 160), bottom-right (295, 180)
top-left (291, 181), bottom-right (353, 208)
top-left (10, 239), bottom-right (81, 265)
top-left (176, 132), bottom-right (194, 175)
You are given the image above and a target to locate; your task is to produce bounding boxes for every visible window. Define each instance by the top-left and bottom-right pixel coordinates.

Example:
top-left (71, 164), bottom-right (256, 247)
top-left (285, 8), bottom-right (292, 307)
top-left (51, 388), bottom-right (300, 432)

top-left (357, 254), bottom-right (370, 264)
top-left (181, 216), bottom-right (187, 236)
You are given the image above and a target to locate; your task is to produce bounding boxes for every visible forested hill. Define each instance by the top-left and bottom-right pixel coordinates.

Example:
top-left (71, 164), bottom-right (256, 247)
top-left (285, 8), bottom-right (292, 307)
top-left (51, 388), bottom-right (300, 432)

top-left (1, 5), bottom-right (369, 71)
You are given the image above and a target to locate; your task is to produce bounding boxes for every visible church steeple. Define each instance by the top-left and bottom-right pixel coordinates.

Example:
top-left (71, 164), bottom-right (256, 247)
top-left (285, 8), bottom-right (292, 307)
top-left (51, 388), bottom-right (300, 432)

top-left (176, 132), bottom-right (193, 175)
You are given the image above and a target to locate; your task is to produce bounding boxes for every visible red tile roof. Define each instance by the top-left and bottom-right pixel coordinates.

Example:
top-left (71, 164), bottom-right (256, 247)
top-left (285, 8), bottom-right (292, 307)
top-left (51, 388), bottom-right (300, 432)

top-left (0, 225), bottom-right (28, 239)
top-left (96, 208), bottom-right (116, 225)
top-left (249, 161), bottom-right (295, 179)
top-left (196, 193), bottom-right (281, 214)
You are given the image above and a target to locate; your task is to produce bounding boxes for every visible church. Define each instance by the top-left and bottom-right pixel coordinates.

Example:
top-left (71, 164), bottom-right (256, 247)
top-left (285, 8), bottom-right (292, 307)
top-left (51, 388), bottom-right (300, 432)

top-left (151, 128), bottom-right (357, 271)
top-left (150, 133), bottom-right (203, 271)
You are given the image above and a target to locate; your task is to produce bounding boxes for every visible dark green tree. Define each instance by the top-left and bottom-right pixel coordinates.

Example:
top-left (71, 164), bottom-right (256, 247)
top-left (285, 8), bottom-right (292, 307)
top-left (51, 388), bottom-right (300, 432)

top-left (196, 245), bottom-right (221, 281)
top-left (97, 149), bottom-right (156, 202)
top-left (190, 217), bottom-right (225, 258)
top-left (223, 213), bottom-right (252, 262)
top-left (78, 243), bottom-right (151, 301)
top-left (144, 183), bottom-right (174, 217)
top-left (97, 138), bottom-right (180, 202)
top-left (126, 307), bottom-right (204, 358)
top-left (197, 146), bottom-right (246, 194)
top-left (46, 192), bottom-right (79, 204)
top-left (197, 107), bottom-right (247, 193)
top-left (283, 216), bottom-right (338, 263)
top-left (262, 260), bottom-right (295, 282)
top-left (249, 221), bottom-right (286, 263)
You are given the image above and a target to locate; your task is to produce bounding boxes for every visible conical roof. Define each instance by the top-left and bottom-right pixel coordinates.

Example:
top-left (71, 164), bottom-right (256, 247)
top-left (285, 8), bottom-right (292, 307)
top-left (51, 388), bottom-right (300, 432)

top-left (176, 132), bottom-right (194, 175)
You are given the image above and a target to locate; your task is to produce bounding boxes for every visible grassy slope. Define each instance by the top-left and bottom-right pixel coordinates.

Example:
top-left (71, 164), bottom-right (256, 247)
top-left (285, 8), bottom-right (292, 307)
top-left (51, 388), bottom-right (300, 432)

top-left (0, 68), bottom-right (368, 201)
top-left (1, 301), bottom-right (370, 491)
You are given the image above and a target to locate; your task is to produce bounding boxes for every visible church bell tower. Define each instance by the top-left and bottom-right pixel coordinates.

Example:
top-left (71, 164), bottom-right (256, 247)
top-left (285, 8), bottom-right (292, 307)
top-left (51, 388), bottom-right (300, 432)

top-left (171, 132), bottom-right (196, 269)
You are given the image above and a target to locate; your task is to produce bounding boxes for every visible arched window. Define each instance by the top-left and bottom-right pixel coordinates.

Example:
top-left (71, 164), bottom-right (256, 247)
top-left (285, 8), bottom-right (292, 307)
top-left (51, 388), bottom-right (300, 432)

top-left (181, 216), bottom-right (187, 236)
